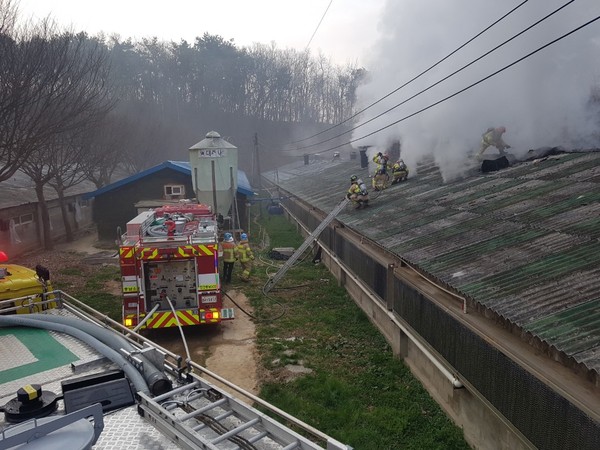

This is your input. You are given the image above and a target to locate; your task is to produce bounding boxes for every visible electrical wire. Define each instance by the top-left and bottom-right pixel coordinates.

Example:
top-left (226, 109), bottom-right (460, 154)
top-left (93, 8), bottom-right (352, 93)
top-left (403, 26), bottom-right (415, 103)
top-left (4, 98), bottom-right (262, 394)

top-left (233, 187), bottom-right (241, 233)
top-left (292, 0), bottom-right (530, 145)
top-left (300, 11), bottom-right (600, 155)
top-left (295, 0), bottom-right (576, 153)
top-left (305, 0), bottom-right (334, 51)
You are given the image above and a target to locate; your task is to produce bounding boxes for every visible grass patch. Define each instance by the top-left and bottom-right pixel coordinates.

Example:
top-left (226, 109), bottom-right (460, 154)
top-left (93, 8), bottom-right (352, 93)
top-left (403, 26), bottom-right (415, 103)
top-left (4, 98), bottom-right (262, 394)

top-left (245, 203), bottom-right (469, 449)
top-left (54, 264), bottom-right (122, 322)
top-left (58, 267), bottom-right (85, 276)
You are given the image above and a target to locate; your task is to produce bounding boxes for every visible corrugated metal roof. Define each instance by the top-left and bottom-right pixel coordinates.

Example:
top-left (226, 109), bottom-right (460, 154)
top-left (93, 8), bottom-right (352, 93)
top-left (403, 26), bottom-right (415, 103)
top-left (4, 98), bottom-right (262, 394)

top-left (0, 171), bottom-right (97, 209)
top-left (264, 150), bottom-right (600, 373)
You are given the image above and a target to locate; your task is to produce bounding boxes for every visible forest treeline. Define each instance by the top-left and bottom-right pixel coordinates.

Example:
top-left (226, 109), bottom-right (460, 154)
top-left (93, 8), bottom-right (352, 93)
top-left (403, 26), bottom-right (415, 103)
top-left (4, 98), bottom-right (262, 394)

top-left (0, 0), bottom-right (364, 247)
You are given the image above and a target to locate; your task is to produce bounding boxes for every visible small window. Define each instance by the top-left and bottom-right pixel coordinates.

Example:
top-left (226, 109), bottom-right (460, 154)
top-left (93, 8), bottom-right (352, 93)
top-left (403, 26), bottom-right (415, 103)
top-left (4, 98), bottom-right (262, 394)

top-left (10, 214), bottom-right (33, 226)
top-left (165, 185), bottom-right (185, 196)
top-left (19, 214), bottom-right (33, 225)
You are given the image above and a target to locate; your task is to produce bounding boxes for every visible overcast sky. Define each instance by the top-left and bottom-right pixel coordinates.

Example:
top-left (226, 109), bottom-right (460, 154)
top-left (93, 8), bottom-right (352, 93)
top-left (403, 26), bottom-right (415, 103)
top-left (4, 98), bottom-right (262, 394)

top-left (17, 0), bottom-right (386, 65)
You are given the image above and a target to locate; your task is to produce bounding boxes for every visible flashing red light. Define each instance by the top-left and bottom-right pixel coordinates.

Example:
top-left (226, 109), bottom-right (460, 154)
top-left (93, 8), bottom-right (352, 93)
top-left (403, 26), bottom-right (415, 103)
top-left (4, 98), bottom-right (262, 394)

top-left (205, 312), bottom-right (213, 320)
top-left (0, 251), bottom-right (8, 263)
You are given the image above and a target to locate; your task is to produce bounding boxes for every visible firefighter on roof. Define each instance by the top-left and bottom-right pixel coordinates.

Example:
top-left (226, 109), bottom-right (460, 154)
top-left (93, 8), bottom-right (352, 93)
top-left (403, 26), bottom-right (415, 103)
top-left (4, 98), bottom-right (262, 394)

top-left (372, 152), bottom-right (390, 191)
top-left (391, 159), bottom-right (409, 184)
top-left (478, 126), bottom-right (511, 159)
top-left (347, 175), bottom-right (369, 209)
top-left (237, 233), bottom-right (254, 282)
top-left (350, 174), bottom-right (368, 194)
top-left (221, 232), bottom-right (238, 284)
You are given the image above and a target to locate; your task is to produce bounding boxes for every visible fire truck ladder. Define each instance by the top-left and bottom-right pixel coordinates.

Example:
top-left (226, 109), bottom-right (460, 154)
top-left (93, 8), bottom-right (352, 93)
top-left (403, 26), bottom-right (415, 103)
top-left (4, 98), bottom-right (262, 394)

top-left (263, 198), bottom-right (349, 294)
top-left (137, 370), bottom-right (350, 450)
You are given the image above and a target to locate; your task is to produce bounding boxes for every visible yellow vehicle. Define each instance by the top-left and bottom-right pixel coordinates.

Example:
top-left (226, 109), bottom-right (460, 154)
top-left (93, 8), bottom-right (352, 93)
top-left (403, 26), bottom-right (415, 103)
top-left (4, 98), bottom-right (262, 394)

top-left (0, 251), bottom-right (55, 314)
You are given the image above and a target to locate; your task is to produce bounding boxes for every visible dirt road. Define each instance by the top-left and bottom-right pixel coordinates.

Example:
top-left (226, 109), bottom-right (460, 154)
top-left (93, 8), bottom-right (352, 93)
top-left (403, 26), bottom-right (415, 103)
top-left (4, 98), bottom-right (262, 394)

top-left (147, 289), bottom-right (260, 399)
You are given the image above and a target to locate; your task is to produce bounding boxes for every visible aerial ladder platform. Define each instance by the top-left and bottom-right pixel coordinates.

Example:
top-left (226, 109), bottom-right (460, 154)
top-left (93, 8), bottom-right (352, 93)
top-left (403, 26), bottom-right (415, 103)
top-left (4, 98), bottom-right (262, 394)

top-left (263, 198), bottom-right (349, 294)
top-left (138, 364), bottom-right (350, 450)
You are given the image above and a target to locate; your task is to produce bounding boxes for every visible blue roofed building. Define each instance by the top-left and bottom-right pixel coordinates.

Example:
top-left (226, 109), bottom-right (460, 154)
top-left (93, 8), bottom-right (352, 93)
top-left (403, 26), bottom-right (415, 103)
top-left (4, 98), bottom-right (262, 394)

top-left (84, 161), bottom-right (255, 240)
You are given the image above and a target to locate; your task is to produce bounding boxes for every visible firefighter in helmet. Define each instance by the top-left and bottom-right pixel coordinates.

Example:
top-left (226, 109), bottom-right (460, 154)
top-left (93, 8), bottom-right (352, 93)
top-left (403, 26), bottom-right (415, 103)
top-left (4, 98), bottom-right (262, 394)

top-left (391, 159), bottom-right (409, 184)
top-left (478, 126), bottom-right (511, 159)
top-left (350, 174), bottom-right (368, 194)
top-left (347, 175), bottom-right (369, 209)
top-left (237, 232), bottom-right (254, 282)
top-left (221, 232), bottom-right (238, 284)
top-left (372, 152), bottom-right (390, 191)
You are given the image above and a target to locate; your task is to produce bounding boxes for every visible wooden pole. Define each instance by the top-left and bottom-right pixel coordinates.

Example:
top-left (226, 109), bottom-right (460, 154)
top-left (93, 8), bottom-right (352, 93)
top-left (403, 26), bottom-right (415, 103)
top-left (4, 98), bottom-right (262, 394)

top-left (211, 160), bottom-right (218, 214)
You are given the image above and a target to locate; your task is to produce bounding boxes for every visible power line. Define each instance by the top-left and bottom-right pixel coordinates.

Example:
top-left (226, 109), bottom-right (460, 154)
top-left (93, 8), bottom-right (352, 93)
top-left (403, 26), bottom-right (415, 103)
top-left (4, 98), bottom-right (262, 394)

top-left (292, 0), bottom-right (530, 145)
top-left (311, 13), bottom-right (600, 154)
top-left (305, 0), bottom-right (334, 51)
top-left (294, 0), bottom-right (575, 152)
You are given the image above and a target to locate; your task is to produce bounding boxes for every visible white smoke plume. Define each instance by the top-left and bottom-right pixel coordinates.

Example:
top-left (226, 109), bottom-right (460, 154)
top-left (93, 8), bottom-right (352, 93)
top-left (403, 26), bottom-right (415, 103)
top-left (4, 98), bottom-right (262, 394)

top-left (353, 0), bottom-right (600, 181)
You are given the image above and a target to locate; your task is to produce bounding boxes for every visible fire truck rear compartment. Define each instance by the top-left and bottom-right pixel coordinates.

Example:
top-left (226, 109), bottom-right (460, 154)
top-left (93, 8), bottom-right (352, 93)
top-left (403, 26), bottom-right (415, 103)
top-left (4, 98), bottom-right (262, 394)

top-left (143, 260), bottom-right (198, 311)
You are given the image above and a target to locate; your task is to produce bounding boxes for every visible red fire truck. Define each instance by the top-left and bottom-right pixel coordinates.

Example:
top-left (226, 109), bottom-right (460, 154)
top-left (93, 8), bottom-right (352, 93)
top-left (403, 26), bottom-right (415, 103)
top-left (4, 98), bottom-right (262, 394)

top-left (119, 203), bottom-right (234, 330)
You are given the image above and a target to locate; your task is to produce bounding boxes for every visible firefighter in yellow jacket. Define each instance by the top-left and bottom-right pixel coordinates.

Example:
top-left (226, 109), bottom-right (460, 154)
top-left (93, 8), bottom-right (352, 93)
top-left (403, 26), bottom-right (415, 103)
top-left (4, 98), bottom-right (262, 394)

top-left (372, 152), bottom-right (390, 190)
top-left (478, 126), bottom-right (511, 159)
top-left (347, 177), bottom-right (369, 209)
top-left (221, 232), bottom-right (238, 284)
top-left (391, 159), bottom-right (409, 184)
top-left (237, 233), bottom-right (255, 282)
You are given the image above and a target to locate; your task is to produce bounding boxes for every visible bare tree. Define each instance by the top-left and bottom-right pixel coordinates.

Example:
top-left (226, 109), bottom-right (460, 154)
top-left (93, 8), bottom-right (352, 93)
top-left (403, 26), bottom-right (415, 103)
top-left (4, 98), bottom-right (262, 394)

top-left (0, 0), bottom-right (17, 36)
top-left (18, 140), bottom-right (57, 249)
top-left (79, 111), bottom-right (130, 189)
top-left (16, 31), bottom-right (113, 249)
top-left (0, 19), bottom-right (51, 181)
top-left (0, 21), bottom-right (112, 186)
top-left (48, 131), bottom-right (93, 242)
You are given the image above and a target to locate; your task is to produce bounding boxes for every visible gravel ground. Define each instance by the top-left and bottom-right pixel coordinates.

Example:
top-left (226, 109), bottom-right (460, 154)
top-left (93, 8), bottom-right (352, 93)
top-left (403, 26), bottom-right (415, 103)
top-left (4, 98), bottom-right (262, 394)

top-left (10, 231), bottom-right (118, 292)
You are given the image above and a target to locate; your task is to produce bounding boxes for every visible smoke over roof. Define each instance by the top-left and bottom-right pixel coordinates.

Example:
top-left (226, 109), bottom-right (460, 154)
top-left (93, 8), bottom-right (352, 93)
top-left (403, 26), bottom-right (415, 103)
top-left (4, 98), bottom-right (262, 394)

top-left (353, 0), bottom-right (600, 181)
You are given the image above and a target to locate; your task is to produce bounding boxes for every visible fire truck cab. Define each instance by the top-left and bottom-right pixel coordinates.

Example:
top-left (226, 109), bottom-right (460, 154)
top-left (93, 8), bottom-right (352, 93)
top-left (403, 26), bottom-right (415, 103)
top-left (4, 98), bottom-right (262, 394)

top-left (119, 203), bottom-right (234, 330)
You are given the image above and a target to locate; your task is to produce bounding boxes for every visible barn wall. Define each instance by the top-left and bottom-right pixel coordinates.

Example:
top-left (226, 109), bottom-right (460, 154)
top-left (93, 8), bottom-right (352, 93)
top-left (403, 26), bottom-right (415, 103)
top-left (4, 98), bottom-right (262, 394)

top-left (0, 196), bottom-right (93, 257)
top-left (94, 171), bottom-right (194, 240)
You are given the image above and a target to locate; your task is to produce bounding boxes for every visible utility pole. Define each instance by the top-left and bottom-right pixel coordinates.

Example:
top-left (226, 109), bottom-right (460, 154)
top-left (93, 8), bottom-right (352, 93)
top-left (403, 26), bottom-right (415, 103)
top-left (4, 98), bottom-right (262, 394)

top-left (253, 133), bottom-right (262, 191)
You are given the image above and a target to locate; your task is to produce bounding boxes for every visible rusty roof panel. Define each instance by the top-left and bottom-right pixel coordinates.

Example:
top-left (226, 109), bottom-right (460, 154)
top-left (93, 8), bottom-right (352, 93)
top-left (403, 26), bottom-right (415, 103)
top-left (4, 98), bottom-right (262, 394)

top-left (263, 150), bottom-right (600, 373)
top-left (501, 268), bottom-right (600, 325)
top-left (459, 241), bottom-right (600, 301)
top-left (520, 152), bottom-right (600, 180)
top-left (526, 299), bottom-right (600, 355)
top-left (434, 178), bottom-right (525, 208)
top-left (420, 228), bottom-right (545, 273)
top-left (453, 233), bottom-right (591, 292)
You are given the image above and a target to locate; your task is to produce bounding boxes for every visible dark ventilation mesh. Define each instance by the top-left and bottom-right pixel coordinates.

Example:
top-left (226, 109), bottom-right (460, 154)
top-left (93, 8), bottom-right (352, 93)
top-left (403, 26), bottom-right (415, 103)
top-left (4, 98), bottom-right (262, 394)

top-left (394, 279), bottom-right (600, 450)
top-left (337, 236), bottom-right (386, 302)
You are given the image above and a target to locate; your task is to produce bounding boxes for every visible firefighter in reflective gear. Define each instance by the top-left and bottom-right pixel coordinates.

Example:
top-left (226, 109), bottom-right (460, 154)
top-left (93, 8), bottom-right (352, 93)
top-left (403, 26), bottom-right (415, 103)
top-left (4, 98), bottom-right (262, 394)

top-left (391, 159), bottom-right (409, 184)
top-left (372, 152), bottom-right (390, 190)
top-left (237, 233), bottom-right (254, 282)
top-left (478, 126), bottom-right (511, 159)
top-left (347, 178), bottom-right (369, 209)
top-left (221, 232), bottom-right (238, 283)
top-left (350, 174), bottom-right (368, 194)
